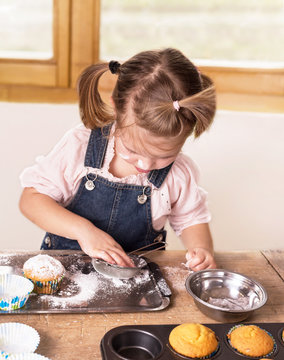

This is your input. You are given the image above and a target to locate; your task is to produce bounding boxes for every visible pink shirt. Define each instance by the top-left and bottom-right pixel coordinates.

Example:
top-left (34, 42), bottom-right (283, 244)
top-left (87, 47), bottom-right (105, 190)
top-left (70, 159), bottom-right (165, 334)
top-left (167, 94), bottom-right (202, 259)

top-left (20, 124), bottom-right (211, 236)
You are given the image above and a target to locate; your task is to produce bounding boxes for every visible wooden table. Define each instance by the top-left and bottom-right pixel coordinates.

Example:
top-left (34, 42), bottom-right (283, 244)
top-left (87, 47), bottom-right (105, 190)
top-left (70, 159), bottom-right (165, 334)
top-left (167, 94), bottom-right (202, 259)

top-left (1, 250), bottom-right (284, 360)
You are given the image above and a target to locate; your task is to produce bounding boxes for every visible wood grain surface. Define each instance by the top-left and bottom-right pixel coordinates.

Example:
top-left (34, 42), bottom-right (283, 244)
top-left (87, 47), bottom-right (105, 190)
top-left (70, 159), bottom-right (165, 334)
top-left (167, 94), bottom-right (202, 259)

top-left (1, 250), bottom-right (284, 360)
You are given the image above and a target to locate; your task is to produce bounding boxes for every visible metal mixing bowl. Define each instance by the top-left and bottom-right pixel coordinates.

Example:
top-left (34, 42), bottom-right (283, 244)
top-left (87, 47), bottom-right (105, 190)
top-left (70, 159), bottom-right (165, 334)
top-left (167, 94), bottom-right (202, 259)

top-left (185, 269), bottom-right (267, 322)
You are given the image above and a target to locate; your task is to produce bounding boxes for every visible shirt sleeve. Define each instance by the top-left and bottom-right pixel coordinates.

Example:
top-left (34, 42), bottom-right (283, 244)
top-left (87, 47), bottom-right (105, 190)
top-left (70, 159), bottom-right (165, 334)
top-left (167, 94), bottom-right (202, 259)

top-left (166, 153), bottom-right (211, 236)
top-left (19, 125), bottom-right (90, 206)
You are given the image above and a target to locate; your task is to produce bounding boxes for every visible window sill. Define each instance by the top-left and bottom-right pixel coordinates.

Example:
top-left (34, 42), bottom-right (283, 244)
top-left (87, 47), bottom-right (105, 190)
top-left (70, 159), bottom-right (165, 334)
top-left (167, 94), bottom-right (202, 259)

top-left (1, 89), bottom-right (283, 115)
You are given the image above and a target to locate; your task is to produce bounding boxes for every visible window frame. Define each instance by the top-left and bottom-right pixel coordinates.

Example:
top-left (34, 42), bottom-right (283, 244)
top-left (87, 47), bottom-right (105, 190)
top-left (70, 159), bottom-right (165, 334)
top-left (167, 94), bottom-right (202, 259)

top-left (203, 65), bottom-right (284, 112)
top-left (0, 0), bottom-right (283, 113)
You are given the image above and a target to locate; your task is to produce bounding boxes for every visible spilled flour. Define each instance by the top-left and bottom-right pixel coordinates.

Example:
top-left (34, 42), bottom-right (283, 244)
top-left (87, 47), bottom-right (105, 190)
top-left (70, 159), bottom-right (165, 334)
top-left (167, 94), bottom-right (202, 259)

top-left (161, 265), bottom-right (191, 291)
top-left (40, 268), bottom-right (151, 309)
top-left (0, 254), bottom-right (15, 265)
top-left (0, 253), bottom-right (170, 311)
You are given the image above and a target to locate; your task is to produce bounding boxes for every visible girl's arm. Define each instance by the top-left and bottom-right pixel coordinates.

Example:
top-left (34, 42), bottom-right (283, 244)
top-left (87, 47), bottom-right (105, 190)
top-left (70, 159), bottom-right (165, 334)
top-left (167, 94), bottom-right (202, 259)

top-left (180, 222), bottom-right (217, 271)
top-left (19, 187), bottom-right (134, 267)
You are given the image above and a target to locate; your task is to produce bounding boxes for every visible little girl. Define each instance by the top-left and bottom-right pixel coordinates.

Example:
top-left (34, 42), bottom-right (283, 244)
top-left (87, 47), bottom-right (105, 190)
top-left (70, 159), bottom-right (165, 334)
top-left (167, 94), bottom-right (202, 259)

top-left (19, 48), bottom-right (217, 271)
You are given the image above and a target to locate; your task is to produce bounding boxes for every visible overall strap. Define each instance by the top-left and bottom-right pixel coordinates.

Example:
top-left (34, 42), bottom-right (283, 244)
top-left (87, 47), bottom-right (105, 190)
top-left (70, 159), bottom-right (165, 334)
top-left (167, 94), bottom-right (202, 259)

top-left (84, 123), bottom-right (174, 187)
top-left (147, 162), bottom-right (174, 189)
top-left (84, 124), bottom-right (113, 168)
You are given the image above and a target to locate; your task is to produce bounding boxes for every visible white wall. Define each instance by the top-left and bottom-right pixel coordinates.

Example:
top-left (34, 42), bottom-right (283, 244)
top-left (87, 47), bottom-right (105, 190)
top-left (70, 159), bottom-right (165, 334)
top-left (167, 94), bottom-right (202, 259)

top-left (1, 102), bottom-right (283, 251)
top-left (0, 102), bottom-right (80, 251)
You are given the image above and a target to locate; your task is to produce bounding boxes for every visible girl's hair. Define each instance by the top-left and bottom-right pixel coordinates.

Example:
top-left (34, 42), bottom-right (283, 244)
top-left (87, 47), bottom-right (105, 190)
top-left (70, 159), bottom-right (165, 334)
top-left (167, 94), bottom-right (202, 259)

top-left (78, 48), bottom-right (216, 139)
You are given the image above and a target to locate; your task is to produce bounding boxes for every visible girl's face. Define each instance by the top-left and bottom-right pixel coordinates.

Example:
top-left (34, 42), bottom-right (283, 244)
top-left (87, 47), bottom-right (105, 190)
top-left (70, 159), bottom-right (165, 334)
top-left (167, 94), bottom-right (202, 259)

top-left (115, 127), bottom-right (183, 173)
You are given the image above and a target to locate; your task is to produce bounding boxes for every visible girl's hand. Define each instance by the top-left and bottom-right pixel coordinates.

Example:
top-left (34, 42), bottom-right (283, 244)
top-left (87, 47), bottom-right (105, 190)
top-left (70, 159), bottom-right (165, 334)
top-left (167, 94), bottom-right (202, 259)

top-left (19, 188), bottom-right (134, 267)
top-left (77, 220), bottom-right (134, 267)
top-left (185, 248), bottom-right (216, 271)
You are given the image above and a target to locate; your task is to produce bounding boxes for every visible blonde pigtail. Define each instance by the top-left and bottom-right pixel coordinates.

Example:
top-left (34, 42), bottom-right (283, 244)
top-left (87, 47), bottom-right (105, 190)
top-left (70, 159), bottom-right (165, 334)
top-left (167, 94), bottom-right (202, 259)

top-left (179, 75), bottom-right (216, 138)
top-left (76, 48), bottom-right (217, 141)
top-left (77, 63), bottom-right (115, 129)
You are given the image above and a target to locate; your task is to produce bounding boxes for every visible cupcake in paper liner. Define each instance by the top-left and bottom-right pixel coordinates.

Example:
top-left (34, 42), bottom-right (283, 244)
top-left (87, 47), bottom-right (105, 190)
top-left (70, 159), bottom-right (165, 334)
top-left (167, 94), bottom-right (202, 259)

top-left (0, 274), bottom-right (34, 311)
top-left (169, 323), bottom-right (219, 359)
top-left (23, 254), bottom-right (65, 294)
top-left (0, 322), bottom-right (40, 355)
top-left (7, 354), bottom-right (50, 360)
top-left (227, 324), bottom-right (276, 358)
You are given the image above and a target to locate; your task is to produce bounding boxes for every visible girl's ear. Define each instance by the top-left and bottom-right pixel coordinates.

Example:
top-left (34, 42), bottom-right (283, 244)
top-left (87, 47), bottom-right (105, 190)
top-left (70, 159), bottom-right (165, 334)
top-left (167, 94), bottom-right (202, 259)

top-left (109, 96), bottom-right (118, 117)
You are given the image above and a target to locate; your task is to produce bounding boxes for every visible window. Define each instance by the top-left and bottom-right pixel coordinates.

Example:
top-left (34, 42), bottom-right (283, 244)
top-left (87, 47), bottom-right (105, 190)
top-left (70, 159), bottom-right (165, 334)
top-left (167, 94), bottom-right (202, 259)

top-left (0, 0), bottom-right (53, 60)
top-left (100, 0), bottom-right (284, 112)
top-left (100, 0), bottom-right (284, 65)
top-left (0, 0), bottom-right (69, 87)
top-left (0, 0), bottom-right (100, 101)
top-left (0, 0), bottom-right (283, 112)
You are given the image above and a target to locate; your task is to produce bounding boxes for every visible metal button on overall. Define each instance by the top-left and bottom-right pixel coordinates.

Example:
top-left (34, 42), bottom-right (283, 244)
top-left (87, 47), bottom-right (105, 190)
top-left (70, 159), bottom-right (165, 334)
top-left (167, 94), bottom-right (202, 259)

top-left (41, 125), bottom-right (173, 251)
top-left (44, 236), bottom-right (51, 248)
top-left (137, 186), bottom-right (151, 204)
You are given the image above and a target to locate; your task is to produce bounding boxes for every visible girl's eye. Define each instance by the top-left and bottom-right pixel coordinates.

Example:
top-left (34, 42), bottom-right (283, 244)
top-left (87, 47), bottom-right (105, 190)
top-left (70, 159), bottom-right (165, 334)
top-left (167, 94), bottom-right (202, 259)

top-left (124, 146), bottom-right (133, 153)
top-left (123, 145), bottom-right (134, 154)
top-left (128, 148), bottom-right (136, 154)
top-left (121, 140), bottom-right (136, 154)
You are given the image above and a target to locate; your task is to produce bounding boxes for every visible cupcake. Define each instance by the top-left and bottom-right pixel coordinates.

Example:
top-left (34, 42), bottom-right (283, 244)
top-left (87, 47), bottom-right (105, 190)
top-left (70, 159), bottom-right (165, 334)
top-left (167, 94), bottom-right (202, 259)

top-left (227, 324), bottom-right (275, 358)
top-left (23, 254), bottom-right (65, 294)
top-left (169, 323), bottom-right (219, 359)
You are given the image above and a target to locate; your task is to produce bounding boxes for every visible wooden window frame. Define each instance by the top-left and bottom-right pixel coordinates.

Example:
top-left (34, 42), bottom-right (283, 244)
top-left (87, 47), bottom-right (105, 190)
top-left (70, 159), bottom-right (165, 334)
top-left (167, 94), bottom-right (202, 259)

top-left (203, 66), bottom-right (284, 113)
top-left (0, 0), bottom-right (283, 113)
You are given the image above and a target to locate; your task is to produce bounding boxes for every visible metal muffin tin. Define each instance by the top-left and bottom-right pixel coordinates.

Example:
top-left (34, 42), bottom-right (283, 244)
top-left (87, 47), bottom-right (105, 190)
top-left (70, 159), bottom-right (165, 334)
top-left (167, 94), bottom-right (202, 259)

top-left (0, 252), bottom-right (171, 314)
top-left (101, 322), bottom-right (284, 359)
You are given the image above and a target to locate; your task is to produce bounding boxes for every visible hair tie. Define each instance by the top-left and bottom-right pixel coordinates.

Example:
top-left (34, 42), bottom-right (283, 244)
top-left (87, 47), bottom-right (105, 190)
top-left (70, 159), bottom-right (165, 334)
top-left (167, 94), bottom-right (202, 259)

top-left (173, 100), bottom-right (180, 111)
top-left (109, 60), bottom-right (121, 74)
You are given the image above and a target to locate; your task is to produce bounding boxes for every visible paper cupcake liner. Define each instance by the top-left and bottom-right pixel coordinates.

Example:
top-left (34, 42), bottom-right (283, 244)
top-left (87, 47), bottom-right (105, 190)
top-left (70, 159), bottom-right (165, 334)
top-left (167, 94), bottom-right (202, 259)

top-left (0, 323), bottom-right (40, 354)
top-left (279, 327), bottom-right (284, 346)
top-left (1, 351), bottom-right (9, 359)
top-left (168, 342), bottom-right (220, 360)
top-left (0, 275), bottom-right (34, 311)
top-left (227, 324), bottom-right (277, 359)
top-left (26, 275), bottom-right (64, 294)
top-left (6, 354), bottom-right (50, 360)
top-left (0, 266), bottom-right (13, 275)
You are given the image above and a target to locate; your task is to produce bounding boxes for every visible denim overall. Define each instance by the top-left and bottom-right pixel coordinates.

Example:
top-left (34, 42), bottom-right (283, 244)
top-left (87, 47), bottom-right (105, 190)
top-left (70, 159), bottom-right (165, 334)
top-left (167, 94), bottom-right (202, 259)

top-left (41, 125), bottom-right (173, 252)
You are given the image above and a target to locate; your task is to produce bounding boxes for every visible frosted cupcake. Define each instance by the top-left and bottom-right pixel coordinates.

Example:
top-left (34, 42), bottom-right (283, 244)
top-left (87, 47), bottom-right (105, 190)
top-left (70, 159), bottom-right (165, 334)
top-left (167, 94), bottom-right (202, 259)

top-left (23, 254), bottom-right (65, 294)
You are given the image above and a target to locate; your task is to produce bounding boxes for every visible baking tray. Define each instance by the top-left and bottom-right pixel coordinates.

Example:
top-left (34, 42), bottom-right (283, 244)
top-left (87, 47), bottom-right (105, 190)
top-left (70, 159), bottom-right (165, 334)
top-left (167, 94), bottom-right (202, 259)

top-left (0, 252), bottom-right (171, 314)
top-left (100, 322), bottom-right (284, 359)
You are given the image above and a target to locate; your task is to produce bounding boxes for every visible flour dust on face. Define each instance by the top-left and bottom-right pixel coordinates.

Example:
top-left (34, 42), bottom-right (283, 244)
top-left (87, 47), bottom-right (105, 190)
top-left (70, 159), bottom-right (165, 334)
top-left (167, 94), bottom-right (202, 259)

top-left (117, 151), bottom-right (130, 160)
top-left (115, 125), bottom-right (184, 173)
top-left (137, 159), bottom-right (146, 170)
